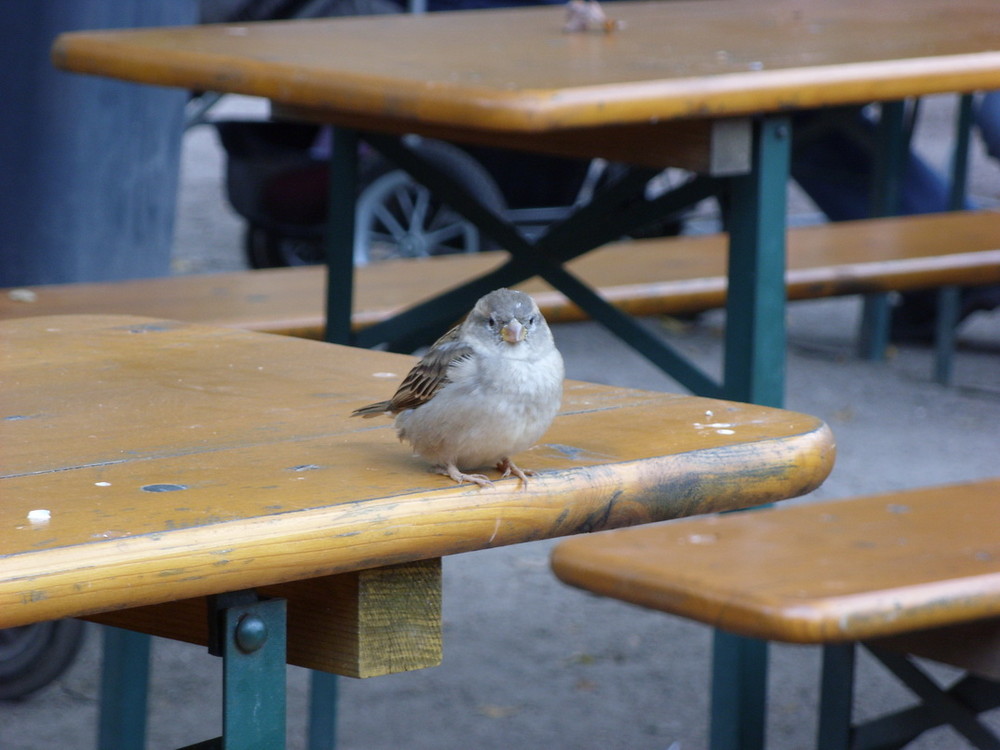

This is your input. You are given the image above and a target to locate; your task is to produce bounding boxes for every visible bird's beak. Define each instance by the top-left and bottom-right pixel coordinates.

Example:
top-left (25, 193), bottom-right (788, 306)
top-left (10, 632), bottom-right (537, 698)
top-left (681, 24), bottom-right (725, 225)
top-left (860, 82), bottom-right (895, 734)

top-left (501, 319), bottom-right (526, 344)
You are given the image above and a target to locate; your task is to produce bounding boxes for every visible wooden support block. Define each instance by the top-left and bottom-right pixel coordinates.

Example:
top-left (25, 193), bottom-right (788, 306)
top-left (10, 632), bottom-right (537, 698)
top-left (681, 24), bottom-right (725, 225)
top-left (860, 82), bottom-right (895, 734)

top-left (263, 558), bottom-right (443, 678)
top-left (86, 558), bottom-right (442, 679)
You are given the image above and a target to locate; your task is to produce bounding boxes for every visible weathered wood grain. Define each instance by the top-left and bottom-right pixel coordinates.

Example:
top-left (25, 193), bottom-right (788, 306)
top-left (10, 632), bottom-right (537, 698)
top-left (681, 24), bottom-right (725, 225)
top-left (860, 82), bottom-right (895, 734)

top-left (552, 479), bottom-right (1000, 643)
top-left (1, 316), bottom-right (833, 629)
top-left (52, 1), bottom-right (1000, 134)
top-left (4, 212), bottom-right (998, 340)
top-left (88, 559), bottom-right (443, 678)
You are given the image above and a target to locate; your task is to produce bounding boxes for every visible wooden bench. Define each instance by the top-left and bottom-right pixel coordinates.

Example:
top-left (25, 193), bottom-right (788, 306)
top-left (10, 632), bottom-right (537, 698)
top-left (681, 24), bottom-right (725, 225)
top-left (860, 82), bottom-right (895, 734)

top-left (3, 211), bottom-right (998, 379)
top-left (551, 478), bottom-right (1000, 749)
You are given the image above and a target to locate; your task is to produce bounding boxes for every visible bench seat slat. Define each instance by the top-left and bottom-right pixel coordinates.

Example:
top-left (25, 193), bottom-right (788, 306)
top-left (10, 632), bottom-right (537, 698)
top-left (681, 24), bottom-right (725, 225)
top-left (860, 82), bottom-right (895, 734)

top-left (551, 478), bottom-right (1000, 645)
top-left (3, 211), bottom-right (997, 338)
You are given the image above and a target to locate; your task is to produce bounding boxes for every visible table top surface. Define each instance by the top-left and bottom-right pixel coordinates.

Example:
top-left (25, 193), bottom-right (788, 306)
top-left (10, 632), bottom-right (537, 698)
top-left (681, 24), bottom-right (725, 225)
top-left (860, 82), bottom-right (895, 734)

top-left (52, 0), bottom-right (1000, 133)
top-left (1, 315), bottom-right (833, 628)
top-left (552, 479), bottom-right (1000, 643)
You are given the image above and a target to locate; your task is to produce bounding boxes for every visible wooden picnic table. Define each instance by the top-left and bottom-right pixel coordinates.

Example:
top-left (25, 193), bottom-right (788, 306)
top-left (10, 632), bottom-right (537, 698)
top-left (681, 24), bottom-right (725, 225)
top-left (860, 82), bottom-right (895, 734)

top-left (1, 314), bottom-right (833, 748)
top-left (50, 0), bottom-right (1000, 407)
top-left (45, 3), bottom-right (1000, 744)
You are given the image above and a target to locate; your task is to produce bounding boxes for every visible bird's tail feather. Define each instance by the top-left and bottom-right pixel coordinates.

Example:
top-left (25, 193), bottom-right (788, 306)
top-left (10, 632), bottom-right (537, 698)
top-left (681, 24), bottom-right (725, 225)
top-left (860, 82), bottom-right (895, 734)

top-left (351, 401), bottom-right (392, 418)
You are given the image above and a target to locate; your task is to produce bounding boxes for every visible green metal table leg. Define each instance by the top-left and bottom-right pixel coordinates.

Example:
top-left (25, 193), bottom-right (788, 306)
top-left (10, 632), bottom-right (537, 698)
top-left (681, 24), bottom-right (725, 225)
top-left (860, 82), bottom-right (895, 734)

top-left (98, 627), bottom-right (151, 750)
top-left (722, 115), bottom-right (790, 408)
top-left (216, 594), bottom-right (288, 750)
top-left (308, 670), bottom-right (339, 750)
top-left (324, 126), bottom-right (359, 345)
top-left (710, 115), bottom-right (791, 750)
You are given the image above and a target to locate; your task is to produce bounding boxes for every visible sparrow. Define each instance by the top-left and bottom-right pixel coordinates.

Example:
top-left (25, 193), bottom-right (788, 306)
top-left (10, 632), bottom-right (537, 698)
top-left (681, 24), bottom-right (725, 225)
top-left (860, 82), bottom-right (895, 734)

top-left (352, 289), bottom-right (564, 488)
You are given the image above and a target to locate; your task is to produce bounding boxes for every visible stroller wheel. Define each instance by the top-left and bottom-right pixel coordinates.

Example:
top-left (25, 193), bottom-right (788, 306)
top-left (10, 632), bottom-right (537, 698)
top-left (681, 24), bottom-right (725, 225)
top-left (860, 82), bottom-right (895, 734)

top-left (0, 620), bottom-right (86, 700)
top-left (354, 139), bottom-right (507, 265)
top-left (245, 226), bottom-right (325, 267)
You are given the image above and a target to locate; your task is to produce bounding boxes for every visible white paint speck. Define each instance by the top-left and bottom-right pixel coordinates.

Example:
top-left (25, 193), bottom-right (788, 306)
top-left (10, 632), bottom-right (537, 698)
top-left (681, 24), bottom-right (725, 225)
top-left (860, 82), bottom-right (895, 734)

top-left (687, 533), bottom-right (717, 545)
top-left (694, 422), bottom-right (735, 432)
top-left (7, 288), bottom-right (37, 303)
top-left (27, 509), bottom-right (51, 525)
top-left (373, 372), bottom-right (398, 379)
top-left (95, 481), bottom-right (111, 487)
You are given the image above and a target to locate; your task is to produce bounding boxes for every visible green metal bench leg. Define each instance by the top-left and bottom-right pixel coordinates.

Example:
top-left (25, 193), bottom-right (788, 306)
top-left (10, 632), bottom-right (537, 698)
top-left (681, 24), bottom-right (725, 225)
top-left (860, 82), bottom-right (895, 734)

top-left (308, 671), bottom-right (339, 750)
top-left (817, 643), bottom-right (856, 750)
top-left (710, 632), bottom-right (769, 750)
top-left (931, 95), bottom-right (976, 386)
top-left (98, 627), bottom-right (151, 750)
top-left (868, 648), bottom-right (1000, 750)
top-left (858, 100), bottom-right (910, 362)
top-left (851, 671), bottom-right (1000, 748)
top-left (934, 285), bottom-right (961, 384)
top-left (858, 294), bottom-right (893, 362)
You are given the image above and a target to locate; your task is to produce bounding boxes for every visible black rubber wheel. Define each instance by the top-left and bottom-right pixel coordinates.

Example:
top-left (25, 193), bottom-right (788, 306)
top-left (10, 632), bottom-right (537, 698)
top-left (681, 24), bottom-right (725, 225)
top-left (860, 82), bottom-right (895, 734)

top-left (0, 620), bottom-right (86, 700)
top-left (244, 138), bottom-right (507, 268)
top-left (244, 225), bottom-right (326, 267)
top-left (355, 138), bottom-right (507, 263)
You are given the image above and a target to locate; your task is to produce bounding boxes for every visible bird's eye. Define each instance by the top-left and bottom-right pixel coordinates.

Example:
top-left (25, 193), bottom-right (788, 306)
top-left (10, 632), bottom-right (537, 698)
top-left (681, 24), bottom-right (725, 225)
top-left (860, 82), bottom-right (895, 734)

top-left (527, 315), bottom-right (536, 326)
top-left (487, 316), bottom-right (496, 328)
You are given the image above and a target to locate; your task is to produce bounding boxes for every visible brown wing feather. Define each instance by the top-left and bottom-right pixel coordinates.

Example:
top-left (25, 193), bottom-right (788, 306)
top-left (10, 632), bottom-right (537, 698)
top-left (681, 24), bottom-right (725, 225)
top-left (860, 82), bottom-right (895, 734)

top-left (350, 325), bottom-right (474, 417)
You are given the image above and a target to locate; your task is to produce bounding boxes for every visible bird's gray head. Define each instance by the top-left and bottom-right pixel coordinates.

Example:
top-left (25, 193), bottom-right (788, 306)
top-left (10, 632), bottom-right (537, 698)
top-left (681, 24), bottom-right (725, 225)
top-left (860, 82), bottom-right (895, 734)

top-left (467, 289), bottom-right (547, 347)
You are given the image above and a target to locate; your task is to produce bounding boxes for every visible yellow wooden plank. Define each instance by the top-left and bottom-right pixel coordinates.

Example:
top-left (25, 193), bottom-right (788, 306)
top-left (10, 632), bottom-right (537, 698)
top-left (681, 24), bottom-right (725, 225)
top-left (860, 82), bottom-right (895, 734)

top-left (51, 1), bottom-right (1000, 132)
top-left (3, 212), bottom-right (999, 338)
top-left (551, 479), bottom-right (1000, 643)
top-left (0, 315), bottom-right (834, 628)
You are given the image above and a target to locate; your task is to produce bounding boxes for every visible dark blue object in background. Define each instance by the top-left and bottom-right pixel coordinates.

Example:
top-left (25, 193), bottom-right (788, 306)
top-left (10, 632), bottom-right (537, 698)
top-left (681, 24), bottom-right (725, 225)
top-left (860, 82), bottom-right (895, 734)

top-left (0, 1), bottom-right (198, 286)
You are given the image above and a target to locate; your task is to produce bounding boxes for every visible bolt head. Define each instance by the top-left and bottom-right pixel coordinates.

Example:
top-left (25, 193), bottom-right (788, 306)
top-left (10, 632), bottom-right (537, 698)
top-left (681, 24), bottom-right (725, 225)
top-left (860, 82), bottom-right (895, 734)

top-left (234, 614), bottom-right (268, 653)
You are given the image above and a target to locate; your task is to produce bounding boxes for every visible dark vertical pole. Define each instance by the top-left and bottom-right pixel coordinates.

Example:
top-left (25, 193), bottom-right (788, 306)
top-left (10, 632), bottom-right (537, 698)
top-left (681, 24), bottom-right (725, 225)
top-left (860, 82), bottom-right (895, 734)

top-left (710, 115), bottom-right (791, 750)
top-left (858, 101), bottom-right (908, 360)
top-left (722, 116), bottom-right (791, 408)
top-left (308, 671), bottom-right (339, 750)
top-left (324, 127), bottom-right (360, 344)
top-left (98, 627), bottom-right (151, 750)
top-left (817, 643), bottom-right (856, 750)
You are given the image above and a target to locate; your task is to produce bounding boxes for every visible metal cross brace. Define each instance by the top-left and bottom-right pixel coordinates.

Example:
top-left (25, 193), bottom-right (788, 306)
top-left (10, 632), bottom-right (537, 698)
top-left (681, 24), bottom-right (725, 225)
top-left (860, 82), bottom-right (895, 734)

top-left (323, 120), bottom-right (789, 399)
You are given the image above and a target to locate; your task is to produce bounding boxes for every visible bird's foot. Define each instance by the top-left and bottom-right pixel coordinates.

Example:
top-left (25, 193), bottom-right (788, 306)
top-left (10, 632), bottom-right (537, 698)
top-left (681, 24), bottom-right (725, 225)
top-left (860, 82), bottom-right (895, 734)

top-left (440, 463), bottom-right (494, 488)
top-left (497, 458), bottom-right (533, 488)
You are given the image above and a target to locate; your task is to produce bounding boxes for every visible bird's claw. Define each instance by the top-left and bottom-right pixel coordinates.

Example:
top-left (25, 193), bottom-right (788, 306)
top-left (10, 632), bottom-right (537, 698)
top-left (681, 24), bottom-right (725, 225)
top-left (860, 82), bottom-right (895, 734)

top-left (497, 458), bottom-right (533, 489)
top-left (441, 464), bottom-right (494, 488)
